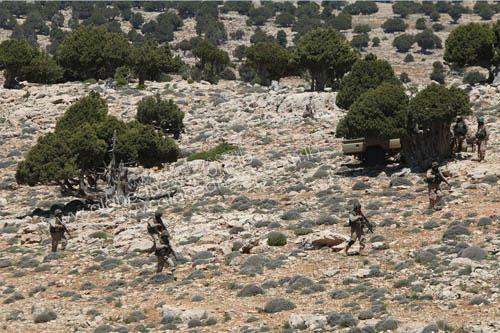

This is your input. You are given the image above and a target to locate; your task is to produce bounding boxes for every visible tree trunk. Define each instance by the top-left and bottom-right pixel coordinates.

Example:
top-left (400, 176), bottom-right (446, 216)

top-left (3, 70), bottom-right (17, 89)
top-left (488, 65), bottom-right (500, 85)
top-left (312, 70), bottom-right (327, 91)
top-left (401, 121), bottom-right (453, 170)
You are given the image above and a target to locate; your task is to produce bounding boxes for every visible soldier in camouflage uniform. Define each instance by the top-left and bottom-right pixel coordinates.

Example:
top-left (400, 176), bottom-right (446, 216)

top-left (475, 116), bottom-right (490, 162)
top-left (452, 116), bottom-right (468, 153)
top-left (146, 209), bottom-right (176, 274)
top-left (147, 209), bottom-right (167, 236)
top-left (426, 162), bottom-right (449, 210)
top-left (48, 209), bottom-right (71, 252)
top-left (345, 202), bottom-right (369, 256)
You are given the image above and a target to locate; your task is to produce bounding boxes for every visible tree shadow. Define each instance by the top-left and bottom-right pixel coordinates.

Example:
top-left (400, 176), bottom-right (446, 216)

top-left (17, 199), bottom-right (99, 219)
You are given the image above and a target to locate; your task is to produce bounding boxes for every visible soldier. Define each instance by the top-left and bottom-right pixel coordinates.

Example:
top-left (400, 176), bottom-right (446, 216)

top-left (146, 209), bottom-right (177, 274)
top-left (147, 209), bottom-right (167, 236)
top-left (426, 162), bottom-right (449, 210)
top-left (475, 116), bottom-right (490, 162)
top-left (303, 95), bottom-right (314, 119)
top-left (452, 116), bottom-right (468, 153)
top-left (345, 201), bottom-right (373, 256)
top-left (48, 209), bottom-right (71, 252)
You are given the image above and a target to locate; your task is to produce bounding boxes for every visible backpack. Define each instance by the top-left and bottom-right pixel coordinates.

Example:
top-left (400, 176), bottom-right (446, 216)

top-left (454, 122), bottom-right (467, 136)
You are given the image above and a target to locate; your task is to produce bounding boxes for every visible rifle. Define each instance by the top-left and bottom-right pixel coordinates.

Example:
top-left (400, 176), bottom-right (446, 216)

top-left (56, 217), bottom-right (72, 238)
top-left (156, 216), bottom-right (167, 232)
top-left (359, 212), bottom-right (374, 234)
top-left (165, 240), bottom-right (179, 261)
top-left (436, 171), bottom-right (449, 186)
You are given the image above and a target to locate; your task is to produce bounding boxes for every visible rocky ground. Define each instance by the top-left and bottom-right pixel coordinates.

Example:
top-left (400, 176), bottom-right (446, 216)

top-left (0, 75), bottom-right (500, 333)
top-left (1, 2), bottom-right (500, 333)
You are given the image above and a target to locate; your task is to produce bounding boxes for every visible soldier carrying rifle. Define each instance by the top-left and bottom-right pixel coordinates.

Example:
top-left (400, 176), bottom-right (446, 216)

top-left (345, 201), bottom-right (373, 256)
top-left (48, 209), bottom-right (71, 252)
top-left (145, 209), bottom-right (178, 274)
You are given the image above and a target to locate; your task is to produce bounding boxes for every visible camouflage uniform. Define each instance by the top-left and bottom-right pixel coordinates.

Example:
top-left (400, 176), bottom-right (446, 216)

top-left (151, 230), bottom-right (175, 273)
top-left (452, 118), bottom-right (468, 153)
top-left (426, 163), bottom-right (447, 210)
top-left (476, 121), bottom-right (490, 162)
top-left (49, 210), bottom-right (68, 252)
top-left (345, 202), bottom-right (367, 255)
top-left (303, 96), bottom-right (314, 119)
top-left (147, 210), bottom-right (175, 273)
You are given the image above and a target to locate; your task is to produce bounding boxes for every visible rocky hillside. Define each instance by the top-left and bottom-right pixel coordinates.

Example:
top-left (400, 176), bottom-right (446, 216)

top-left (0, 76), bottom-right (500, 333)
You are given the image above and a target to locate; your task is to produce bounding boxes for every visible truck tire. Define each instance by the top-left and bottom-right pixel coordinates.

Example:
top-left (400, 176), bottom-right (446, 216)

top-left (363, 147), bottom-right (385, 165)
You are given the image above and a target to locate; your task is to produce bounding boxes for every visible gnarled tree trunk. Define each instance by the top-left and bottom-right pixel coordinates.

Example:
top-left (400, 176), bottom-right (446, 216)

top-left (401, 121), bottom-right (453, 170)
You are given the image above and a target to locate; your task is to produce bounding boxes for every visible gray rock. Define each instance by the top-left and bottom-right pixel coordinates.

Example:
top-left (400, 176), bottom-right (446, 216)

top-left (469, 296), bottom-right (490, 305)
top-left (263, 298), bottom-right (296, 313)
top-left (353, 181), bottom-right (371, 190)
top-left (423, 220), bottom-right (439, 230)
top-left (358, 310), bottom-right (374, 320)
top-left (460, 246), bottom-right (487, 260)
top-left (192, 251), bottom-right (214, 261)
top-left (375, 318), bottom-right (399, 331)
top-left (330, 289), bottom-right (350, 299)
top-left (416, 250), bottom-right (438, 265)
top-left (236, 284), bottom-right (265, 297)
top-left (34, 311), bottom-right (57, 323)
top-left (390, 177), bottom-right (413, 187)
top-left (477, 216), bottom-right (492, 226)
top-left (480, 175), bottom-right (498, 184)
top-left (421, 324), bottom-right (439, 333)
top-left (442, 224), bottom-right (470, 240)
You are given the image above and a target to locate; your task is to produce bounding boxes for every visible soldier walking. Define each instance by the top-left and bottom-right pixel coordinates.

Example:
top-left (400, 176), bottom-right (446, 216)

top-left (146, 209), bottom-right (177, 274)
top-left (426, 162), bottom-right (449, 211)
top-left (48, 209), bottom-right (71, 252)
top-left (345, 201), bottom-right (373, 256)
top-left (452, 116), bottom-right (468, 153)
top-left (475, 116), bottom-right (490, 162)
top-left (303, 95), bottom-right (314, 119)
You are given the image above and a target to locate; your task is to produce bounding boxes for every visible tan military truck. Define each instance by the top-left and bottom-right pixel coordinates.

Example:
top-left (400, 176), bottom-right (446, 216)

top-left (342, 138), bottom-right (401, 163)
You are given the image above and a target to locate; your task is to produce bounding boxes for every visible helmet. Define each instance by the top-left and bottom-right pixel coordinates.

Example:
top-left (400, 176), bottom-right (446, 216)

top-left (477, 116), bottom-right (484, 124)
top-left (54, 209), bottom-right (63, 216)
top-left (155, 209), bottom-right (163, 218)
top-left (456, 116), bottom-right (462, 121)
top-left (431, 162), bottom-right (439, 169)
top-left (353, 201), bottom-right (361, 212)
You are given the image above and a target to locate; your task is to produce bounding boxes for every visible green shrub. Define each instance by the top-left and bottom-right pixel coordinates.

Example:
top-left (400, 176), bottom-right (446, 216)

top-left (267, 234), bottom-right (287, 246)
top-left (463, 70), bottom-right (487, 85)
top-left (399, 72), bottom-right (411, 83)
top-left (433, 23), bottom-right (444, 32)
top-left (372, 37), bottom-right (380, 47)
top-left (381, 18), bottom-right (407, 33)
top-left (353, 24), bottom-right (371, 34)
top-left (415, 18), bottom-right (427, 30)
top-left (114, 66), bottom-right (131, 86)
top-left (404, 54), bottom-right (414, 63)
top-left (294, 228), bottom-right (313, 236)
top-left (136, 94), bottom-right (184, 138)
top-left (89, 231), bottom-right (109, 239)
top-left (187, 143), bottom-right (240, 161)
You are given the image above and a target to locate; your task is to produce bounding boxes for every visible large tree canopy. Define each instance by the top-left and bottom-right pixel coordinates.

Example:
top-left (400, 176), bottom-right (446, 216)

top-left (336, 82), bottom-right (471, 169)
top-left (402, 84), bottom-right (472, 168)
top-left (336, 83), bottom-right (408, 140)
top-left (128, 40), bottom-right (182, 86)
top-left (0, 38), bottom-right (38, 88)
top-left (336, 54), bottom-right (401, 110)
top-left (245, 42), bottom-right (290, 86)
top-left (443, 22), bottom-right (500, 82)
top-left (16, 91), bottom-right (181, 201)
top-left (55, 26), bottom-right (130, 80)
top-left (295, 27), bottom-right (358, 91)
